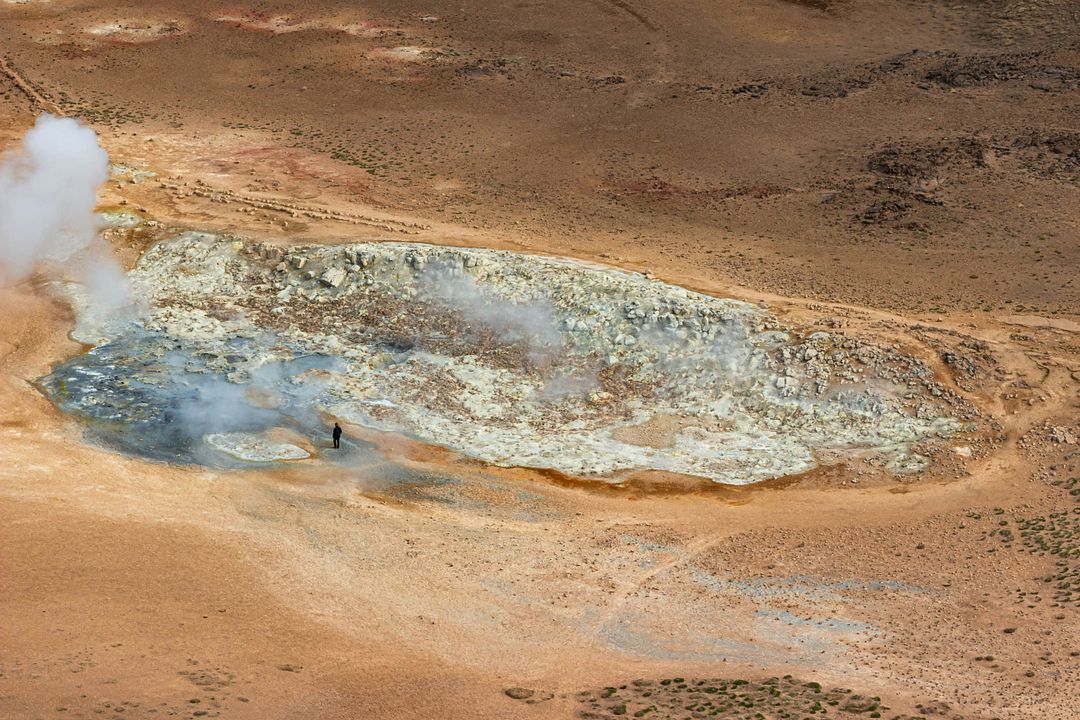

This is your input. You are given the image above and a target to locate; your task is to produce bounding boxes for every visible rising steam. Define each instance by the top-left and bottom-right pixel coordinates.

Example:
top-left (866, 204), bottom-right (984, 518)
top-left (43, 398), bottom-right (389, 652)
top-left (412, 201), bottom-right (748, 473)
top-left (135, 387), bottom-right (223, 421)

top-left (0, 113), bottom-right (128, 312)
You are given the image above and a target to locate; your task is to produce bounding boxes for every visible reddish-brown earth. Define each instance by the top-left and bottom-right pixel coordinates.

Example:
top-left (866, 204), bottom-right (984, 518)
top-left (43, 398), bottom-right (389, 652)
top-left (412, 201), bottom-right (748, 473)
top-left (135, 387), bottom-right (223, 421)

top-left (1, 1), bottom-right (1077, 718)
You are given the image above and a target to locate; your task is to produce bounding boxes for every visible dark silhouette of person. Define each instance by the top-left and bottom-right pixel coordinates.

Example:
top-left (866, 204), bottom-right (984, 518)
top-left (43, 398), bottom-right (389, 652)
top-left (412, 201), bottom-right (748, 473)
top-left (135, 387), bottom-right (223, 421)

top-left (332, 422), bottom-right (342, 449)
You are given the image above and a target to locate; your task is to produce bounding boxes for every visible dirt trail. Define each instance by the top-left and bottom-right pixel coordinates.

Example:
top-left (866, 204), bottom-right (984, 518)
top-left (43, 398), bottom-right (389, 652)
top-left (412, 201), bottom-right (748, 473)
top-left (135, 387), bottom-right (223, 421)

top-left (0, 56), bottom-right (62, 115)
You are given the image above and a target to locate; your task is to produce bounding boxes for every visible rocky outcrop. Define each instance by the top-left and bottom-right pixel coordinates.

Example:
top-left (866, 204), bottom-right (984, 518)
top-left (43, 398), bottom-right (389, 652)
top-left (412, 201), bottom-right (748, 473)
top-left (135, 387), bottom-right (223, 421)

top-left (44, 232), bottom-right (973, 482)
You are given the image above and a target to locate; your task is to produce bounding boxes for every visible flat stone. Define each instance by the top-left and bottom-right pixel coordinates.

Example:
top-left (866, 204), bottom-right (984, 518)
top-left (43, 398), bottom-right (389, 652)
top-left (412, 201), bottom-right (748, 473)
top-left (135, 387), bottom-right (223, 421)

top-left (205, 433), bottom-right (309, 462)
top-left (319, 267), bottom-right (346, 288)
top-left (504, 687), bottom-right (534, 700)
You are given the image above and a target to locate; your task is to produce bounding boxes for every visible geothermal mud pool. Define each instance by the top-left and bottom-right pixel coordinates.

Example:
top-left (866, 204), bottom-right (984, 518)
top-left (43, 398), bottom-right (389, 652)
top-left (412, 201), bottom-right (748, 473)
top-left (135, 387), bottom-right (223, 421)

top-left (40, 230), bottom-right (972, 483)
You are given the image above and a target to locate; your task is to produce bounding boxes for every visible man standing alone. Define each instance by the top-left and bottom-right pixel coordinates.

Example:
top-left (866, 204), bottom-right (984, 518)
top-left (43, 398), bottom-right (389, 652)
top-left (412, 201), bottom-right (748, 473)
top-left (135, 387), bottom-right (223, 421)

top-left (332, 422), bottom-right (342, 449)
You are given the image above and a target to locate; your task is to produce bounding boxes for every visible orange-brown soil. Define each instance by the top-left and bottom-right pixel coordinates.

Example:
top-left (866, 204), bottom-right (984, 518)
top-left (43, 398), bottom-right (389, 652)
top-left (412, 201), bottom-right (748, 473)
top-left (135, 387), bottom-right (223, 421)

top-left (1, 1), bottom-right (1078, 718)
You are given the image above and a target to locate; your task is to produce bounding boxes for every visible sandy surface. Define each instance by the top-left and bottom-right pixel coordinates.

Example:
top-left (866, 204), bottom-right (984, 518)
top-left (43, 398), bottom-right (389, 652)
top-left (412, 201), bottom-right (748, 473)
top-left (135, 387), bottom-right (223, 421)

top-left (1, 1), bottom-right (1078, 718)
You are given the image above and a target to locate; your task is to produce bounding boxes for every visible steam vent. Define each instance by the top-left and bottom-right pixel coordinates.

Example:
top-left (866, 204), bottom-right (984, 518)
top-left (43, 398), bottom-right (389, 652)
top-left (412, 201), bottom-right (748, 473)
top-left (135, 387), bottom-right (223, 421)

top-left (42, 233), bottom-right (970, 482)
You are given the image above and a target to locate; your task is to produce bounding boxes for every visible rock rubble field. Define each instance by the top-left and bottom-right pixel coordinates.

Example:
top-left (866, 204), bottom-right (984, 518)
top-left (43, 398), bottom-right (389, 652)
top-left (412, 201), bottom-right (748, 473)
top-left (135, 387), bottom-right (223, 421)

top-left (45, 229), bottom-right (973, 483)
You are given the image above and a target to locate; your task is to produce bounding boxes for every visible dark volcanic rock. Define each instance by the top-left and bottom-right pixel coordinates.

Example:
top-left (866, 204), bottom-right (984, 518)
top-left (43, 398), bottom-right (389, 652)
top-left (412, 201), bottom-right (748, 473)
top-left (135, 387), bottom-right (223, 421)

top-left (505, 687), bottom-right (535, 700)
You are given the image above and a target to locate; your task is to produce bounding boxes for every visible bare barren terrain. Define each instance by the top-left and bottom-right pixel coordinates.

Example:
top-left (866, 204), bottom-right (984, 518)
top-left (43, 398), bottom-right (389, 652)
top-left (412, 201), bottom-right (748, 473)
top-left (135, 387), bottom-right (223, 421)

top-left (1, 1), bottom-right (1077, 719)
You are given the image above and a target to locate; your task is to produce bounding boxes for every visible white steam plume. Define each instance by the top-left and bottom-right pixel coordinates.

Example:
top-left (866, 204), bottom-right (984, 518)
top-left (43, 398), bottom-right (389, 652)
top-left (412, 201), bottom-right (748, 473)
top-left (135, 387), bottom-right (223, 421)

top-left (417, 260), bottom-right (564, 348)
top-left (0, 113), bottom-right (128, 312)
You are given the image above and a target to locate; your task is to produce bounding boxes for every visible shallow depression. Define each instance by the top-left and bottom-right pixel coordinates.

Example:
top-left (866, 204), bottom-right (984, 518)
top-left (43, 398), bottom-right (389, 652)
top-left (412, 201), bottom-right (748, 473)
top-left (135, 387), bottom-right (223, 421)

top-left (41, 232), bottom-right (968, 483)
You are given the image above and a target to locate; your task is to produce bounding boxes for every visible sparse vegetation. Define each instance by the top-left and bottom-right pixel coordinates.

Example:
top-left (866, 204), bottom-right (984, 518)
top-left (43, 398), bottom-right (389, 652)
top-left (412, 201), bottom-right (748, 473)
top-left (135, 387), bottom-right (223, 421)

top-left (568, 676), bottom-right (925, 720)
top-left (985, 505), bottom-right (1080, 607)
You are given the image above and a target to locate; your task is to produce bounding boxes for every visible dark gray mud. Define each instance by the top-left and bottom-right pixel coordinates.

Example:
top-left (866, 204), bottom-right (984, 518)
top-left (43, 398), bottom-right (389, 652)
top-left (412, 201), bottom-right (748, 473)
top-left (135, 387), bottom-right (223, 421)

top-left (36, 331), bottom-right (368, 468)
